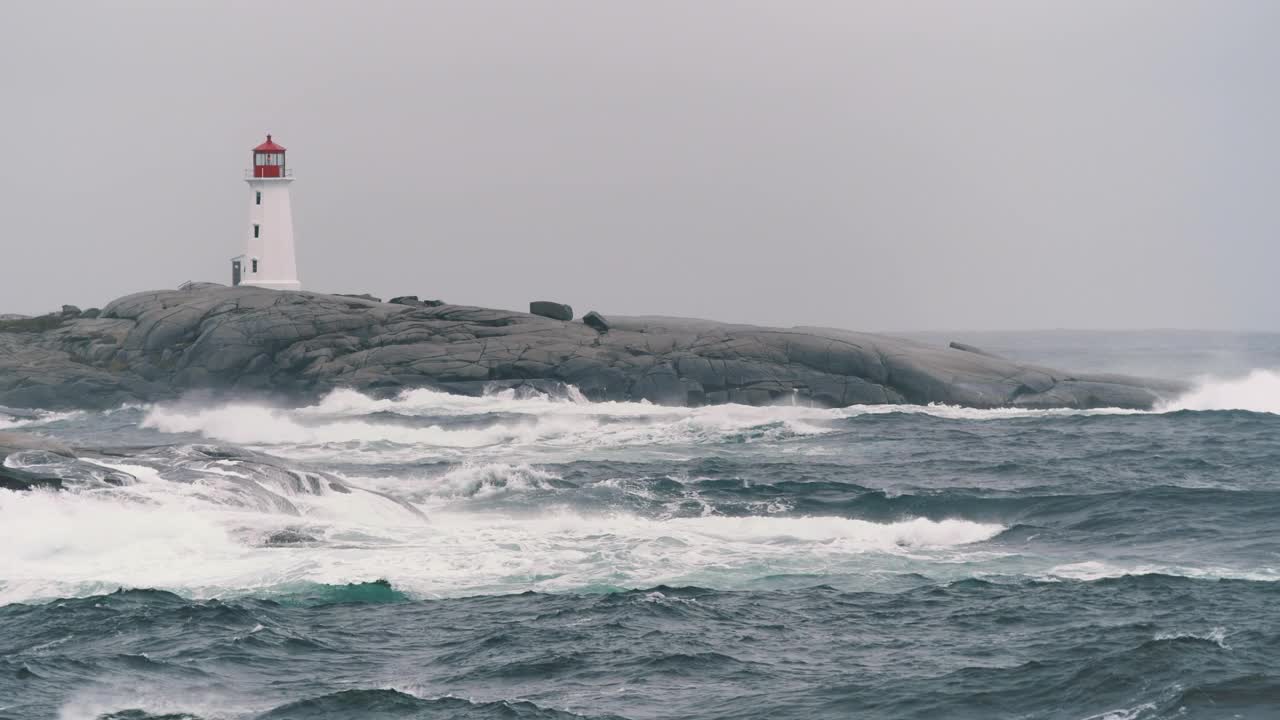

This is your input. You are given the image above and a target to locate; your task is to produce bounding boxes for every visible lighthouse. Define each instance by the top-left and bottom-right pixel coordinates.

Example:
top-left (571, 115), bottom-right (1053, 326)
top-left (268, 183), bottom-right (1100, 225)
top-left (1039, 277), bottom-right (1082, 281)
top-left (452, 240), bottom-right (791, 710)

top-left (232, 135), bottom-right (301, 290)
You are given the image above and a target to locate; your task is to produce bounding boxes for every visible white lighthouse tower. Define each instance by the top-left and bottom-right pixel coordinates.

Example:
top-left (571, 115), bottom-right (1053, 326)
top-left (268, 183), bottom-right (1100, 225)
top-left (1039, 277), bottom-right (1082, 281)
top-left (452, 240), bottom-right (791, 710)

top-left (232, 135), bottom-right (301, 290)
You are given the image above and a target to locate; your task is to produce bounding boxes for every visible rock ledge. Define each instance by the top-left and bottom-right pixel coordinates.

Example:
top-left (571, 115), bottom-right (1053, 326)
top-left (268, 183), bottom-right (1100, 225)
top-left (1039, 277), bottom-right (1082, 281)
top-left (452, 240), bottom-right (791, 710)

top-left (0, 286), bottom-right (1186, 410)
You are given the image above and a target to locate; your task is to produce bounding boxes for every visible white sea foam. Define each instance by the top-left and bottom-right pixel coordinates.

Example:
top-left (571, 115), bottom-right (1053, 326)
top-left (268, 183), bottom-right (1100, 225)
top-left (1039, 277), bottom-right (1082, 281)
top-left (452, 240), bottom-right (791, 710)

top-left (142, 403), bottom-right (531, 447)
top-left (0, 409), bottom-right (82, 429)
top-left (1044, 560), bottom-right (1280, 584)
top-left (425, 462), bottom-right (561, 498)
top-left (1159, 368), bottom-right (1280, 414)
top-left (12, 378), bottom-right (1280, 606)
top-left (58, 685), bottom-right (263, 720)
top-left (300, 386), bottom-right (1146, 422)
top-left (1154, 626), bottom-right (1230, 649)
top-left (138, 387), bottom-right (1153, 464)
top-left (1078, 703), bottom-right (1158, 720)
top-left (140, 393), bottom-right (840, 462)
top-left (0, 477), bottom-right (1006, 605)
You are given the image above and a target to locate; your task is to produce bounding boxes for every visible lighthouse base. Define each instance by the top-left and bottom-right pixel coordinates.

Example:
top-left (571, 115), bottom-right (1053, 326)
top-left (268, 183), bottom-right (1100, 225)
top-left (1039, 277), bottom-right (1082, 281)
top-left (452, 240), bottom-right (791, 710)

top-left (230, 255), bottom-right (300, 291)
top-left (242, 280), bottom-right (302, 292)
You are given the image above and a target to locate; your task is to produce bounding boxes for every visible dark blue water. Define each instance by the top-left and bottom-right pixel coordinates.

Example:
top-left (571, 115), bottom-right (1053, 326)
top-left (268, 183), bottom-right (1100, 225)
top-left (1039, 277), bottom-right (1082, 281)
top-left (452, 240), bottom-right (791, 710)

top-left (3, 333), bottom-right (1279, 719)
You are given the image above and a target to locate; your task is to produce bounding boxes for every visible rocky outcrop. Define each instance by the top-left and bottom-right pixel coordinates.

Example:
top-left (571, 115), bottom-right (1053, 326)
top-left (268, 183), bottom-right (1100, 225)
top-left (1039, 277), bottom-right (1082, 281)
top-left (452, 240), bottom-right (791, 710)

top-left (0, 285), bottom-right (1186, 411)
top-left (530, 301), bottom-right (573, 321)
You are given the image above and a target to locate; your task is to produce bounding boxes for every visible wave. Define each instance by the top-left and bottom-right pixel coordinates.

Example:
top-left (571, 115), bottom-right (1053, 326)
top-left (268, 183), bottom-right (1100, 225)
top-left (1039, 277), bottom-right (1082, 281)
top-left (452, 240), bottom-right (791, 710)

top-left (14, 368), bottom-right (1280, 452)
top-left (1077, 704), bottom-right (1158, 720)
top-left (122, 370), bottom-right (1280, 462)
top-left (301, 386), bottom-right (1155, 421)
top-left (139, 394), bottom-right (839, 455)
top-left (0, 407), bottom-right (82, 429)
top-left (261, 579), bottom-right (411, 606)
top-left (137, 387), bottom-right (1162, 460)
top-left (0, 478), bottom-right (1006, 604)
top-left (142, 403), bottom-right (530, 447)
top-left (421, 462), bottom-right (562, 498)
top-left (1153, 626), bottom-right (1230, 649)
top-left (255, 689), bottom-right (615, 720)
top-left (1159, 368), bottom-right (1280, 414)
top-left (1044, 560), bottom-right (1280, 584)
top-left (67, 689), bottom-right (616, 720)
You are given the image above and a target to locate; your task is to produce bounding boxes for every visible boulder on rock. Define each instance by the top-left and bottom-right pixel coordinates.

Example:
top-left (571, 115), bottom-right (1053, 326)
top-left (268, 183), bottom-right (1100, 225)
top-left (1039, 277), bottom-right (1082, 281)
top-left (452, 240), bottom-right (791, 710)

top-left (582, 311), bottom-right (610, 333)
top-left (390, 295), bottom-right (444, 308)
top-left (60, 305), bottom-right (81, 317)
top-left (530, 301), bottom-right (573, 321)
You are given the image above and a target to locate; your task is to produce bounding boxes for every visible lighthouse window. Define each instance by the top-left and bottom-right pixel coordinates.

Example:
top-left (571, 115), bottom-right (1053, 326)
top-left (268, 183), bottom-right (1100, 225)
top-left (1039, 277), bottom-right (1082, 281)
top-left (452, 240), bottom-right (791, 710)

top-left (252, 259), bottom-right (259, 273)
top-left (253, 224), bottom-right (260, 238)
top-left (255, 191), bottom-right (261, 205)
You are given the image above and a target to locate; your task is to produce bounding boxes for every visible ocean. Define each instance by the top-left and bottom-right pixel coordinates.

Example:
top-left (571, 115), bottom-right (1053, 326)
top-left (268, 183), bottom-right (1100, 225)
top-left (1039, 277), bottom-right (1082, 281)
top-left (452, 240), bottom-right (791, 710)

top-left (2, 331), bottom-right (1279, 720)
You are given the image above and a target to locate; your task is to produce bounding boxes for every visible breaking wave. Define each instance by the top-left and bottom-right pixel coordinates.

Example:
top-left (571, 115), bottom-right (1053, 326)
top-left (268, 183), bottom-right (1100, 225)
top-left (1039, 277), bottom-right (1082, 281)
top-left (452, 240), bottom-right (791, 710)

top-left (9, 339), bottom-right (1280, 718)
top-left (0, 477), bottom-right (1005, 605)
top-left (1159, 368), bottom-right (1280, 414)
top-left (140, 390), bottom-right (841, 456)
top-left (0, 407), bottom-right (82, 429)
top-left (138, 387), bottom-right (1157, 462)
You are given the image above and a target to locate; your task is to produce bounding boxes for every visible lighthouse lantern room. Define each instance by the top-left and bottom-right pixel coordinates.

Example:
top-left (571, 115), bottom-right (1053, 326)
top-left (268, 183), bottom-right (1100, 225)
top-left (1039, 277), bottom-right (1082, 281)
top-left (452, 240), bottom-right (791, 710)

top-left (232, 134), bottom-right (301, 290)
top-left (252, 134), bottom-right (287, 178)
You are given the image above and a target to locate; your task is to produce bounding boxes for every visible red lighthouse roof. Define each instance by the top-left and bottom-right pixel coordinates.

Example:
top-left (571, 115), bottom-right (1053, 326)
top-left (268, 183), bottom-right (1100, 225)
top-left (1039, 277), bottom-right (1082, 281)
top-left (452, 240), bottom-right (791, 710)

top-left (253, 134), bottom-right (286, 152)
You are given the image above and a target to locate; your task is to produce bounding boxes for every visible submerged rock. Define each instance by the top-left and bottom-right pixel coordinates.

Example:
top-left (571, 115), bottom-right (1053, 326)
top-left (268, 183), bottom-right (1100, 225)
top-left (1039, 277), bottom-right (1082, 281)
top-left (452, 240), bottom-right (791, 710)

top-left (0, 432), bottom-right (137, 491)
top-left (0, 466), bottom-right (62, 492)
top-left (0, 286), bottom-right (1186, 411)
top-left (0, 432), bottom-right (74, 490)
top-left (264, 528), bottom-right (320, 546)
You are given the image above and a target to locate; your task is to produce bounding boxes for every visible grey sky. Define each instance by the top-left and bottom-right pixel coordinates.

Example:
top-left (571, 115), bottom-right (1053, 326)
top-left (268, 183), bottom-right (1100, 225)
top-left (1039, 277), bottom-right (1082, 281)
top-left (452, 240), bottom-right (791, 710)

top-left (2, 1), bottom-right (1277, 330)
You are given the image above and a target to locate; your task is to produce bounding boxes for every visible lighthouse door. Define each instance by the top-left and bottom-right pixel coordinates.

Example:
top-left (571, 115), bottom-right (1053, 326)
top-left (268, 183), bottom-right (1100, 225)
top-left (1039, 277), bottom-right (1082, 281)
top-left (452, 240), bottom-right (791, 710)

top-left (231, 259), bottom-right (242, 286)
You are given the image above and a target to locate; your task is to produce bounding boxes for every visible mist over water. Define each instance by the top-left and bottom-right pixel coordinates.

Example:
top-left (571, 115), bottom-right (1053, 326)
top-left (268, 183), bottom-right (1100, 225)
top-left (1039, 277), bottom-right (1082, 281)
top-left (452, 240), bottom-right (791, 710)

top-left (4, 334), bottom-right (1280, 719)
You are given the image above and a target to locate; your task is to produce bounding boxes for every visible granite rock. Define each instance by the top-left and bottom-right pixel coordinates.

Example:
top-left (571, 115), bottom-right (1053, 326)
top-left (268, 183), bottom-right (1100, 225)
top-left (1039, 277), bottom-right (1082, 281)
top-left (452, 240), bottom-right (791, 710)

top-left (0, 286), bottom-right (1187, 411)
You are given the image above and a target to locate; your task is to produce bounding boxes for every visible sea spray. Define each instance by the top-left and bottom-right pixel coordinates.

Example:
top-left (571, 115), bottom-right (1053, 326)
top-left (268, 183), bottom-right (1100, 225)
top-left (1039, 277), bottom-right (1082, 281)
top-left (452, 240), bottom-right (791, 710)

top-left (1159, 368), bottom-right (1280, 414)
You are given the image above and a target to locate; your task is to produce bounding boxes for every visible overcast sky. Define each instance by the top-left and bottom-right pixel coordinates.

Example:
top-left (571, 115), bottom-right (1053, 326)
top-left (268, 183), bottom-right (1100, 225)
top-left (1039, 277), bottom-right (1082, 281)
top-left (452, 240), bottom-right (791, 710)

top-left (2, 1), bottom-right (1277, 330)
